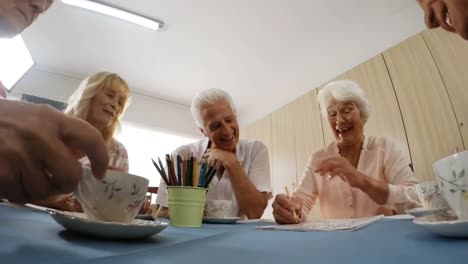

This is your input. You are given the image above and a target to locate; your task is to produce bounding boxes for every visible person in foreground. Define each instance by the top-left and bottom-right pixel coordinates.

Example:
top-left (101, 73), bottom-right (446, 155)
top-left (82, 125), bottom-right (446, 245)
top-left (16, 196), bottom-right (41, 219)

top-left (33, 72), bottom-right (150, 214)
top-left (418, 0), bottom-right (468, 40)
top-left (272, 80), bottom-right (419, 224)
top-left (156, 88), bottom-right (272, 219)
top-left (0, 0), bottom-right (109, 203)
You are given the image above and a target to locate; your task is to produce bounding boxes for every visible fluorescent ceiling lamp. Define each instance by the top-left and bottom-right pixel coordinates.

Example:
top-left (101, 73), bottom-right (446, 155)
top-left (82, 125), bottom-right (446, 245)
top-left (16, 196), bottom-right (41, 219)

top-left (0, 35), bottom-right (34, 91)
top-left (61, 0), bottom-right (164, 31)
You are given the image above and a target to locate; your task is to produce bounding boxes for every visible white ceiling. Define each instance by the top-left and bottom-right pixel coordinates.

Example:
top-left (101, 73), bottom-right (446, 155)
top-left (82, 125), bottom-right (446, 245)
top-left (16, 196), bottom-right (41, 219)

top-left (22, 0), bottom-right (426, 127)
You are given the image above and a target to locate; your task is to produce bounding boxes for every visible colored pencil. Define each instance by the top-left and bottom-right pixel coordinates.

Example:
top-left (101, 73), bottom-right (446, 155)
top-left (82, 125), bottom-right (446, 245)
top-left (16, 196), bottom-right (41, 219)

top-left (203, 166), bottom-right (217, 188)
top-left (151, 158), bottom-right (170, 186)
top-left (177, 155), bottom-right (182, 186)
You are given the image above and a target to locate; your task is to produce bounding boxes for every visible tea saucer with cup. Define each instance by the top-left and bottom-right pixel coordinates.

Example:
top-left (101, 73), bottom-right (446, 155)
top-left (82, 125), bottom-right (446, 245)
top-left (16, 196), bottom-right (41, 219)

top-left (205, 199), bottom-right (233, 218)
top-left (48, 210), bottom-right (168, 240)
top-left (74, 167), bottom-right (149, 223)
top-left (405, 207), bottom-right (449, 218)
top-left (203, 216), bottom-right (241, 224)
top-left (404, 180), bottom-right (449, 210)
top-left (413, 211), bottom-right (468, 238)
top-left (412, 151), bottom-right (468, 237)
top-left (203, 199), bottom-right (239, 224)
top-left (433, 151), bottom-right (468, 221)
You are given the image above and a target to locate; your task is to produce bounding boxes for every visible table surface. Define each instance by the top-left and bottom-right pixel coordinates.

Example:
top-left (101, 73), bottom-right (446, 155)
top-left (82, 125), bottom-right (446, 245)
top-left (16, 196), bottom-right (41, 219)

top-left (1, 203), bottom-right (467, 264)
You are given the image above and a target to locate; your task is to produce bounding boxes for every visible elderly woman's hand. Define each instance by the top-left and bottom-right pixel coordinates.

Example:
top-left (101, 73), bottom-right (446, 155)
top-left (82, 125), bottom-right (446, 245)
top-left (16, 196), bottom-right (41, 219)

top-left (272, 194), bottom-right (302, 224)
top-left (315, 156), bottom-right (365, 188)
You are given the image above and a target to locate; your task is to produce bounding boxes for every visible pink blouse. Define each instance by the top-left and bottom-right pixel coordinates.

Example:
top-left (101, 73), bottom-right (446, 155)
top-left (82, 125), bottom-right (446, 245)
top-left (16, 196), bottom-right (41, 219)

top-left (293, 136), bottom-right (419, 219)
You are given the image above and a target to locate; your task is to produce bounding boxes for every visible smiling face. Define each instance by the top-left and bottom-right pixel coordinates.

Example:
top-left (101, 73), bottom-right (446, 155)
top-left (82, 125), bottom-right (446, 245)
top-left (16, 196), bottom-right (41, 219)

top-left (86, 85), bottom-right (126, 130)
top-left (0, 0), bottom-right (53, 37)
top-left (327, 98), bottom-right (365, 148)
top-left (200, 100), bottom-right (239, 152)
top-left (418, 0), bottom-right (468, 40)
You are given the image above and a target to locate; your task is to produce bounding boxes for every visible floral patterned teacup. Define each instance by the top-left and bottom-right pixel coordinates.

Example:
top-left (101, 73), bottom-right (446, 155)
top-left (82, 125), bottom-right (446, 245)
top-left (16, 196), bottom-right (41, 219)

top-left (433, 151), bottom-right (468, 220)
top-left (205, 200), bottom-right (232, 218)
top-left (404, 180), bottom-right (448, 209)
top-left (74, 167), bottom-right (149, 223)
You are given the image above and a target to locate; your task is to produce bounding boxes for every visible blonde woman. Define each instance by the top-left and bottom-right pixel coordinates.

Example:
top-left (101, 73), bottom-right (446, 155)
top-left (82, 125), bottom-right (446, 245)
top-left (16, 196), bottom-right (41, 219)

top-left (66, 72), bottom-right (131, 172)
top-left (34, 72), bottom-right (134, 212)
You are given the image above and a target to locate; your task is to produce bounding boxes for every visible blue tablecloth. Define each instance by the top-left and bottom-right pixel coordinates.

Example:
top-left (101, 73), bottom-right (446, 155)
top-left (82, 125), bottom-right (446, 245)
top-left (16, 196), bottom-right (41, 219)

top-left (1, 203), bottom-right (467, 264)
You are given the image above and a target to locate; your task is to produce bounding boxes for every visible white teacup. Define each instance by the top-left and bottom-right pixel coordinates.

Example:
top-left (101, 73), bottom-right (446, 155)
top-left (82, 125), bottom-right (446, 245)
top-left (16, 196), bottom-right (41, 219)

top-left (205, 200), bottom-right (232, 218)
top-left (433, 151), bottom-right (468, 220)
top-left (404, 180), bottom-right (448, 209)
top-left (74, 167), bottom-right (149, 223)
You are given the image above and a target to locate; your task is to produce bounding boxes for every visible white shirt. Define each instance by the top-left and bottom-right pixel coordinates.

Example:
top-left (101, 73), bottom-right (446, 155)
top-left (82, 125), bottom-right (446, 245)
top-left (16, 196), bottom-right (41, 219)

top-left (156, 138), bottom-right (272, 218)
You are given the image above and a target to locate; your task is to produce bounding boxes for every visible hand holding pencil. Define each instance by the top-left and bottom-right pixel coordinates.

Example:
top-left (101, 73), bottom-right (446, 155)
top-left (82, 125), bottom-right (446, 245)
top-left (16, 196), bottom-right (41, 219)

top-left (272, 188), bottom-right (302, 225)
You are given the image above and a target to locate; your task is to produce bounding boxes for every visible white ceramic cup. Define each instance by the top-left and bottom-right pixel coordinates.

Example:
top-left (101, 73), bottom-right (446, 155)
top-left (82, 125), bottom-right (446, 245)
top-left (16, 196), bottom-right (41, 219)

top-left (433, 151), bottom-right (468, 220)
top-left (404, 180), bottom-right (448, 209)
top-left (205, 200), bottom-right (233, 218)
top-left (74, 167), bottom-right (149, 223)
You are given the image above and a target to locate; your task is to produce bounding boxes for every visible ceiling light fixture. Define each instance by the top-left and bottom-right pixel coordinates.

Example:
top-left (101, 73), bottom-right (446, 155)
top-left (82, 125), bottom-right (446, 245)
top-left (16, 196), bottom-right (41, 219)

top-left (61, 0), bottom-right (164, 31)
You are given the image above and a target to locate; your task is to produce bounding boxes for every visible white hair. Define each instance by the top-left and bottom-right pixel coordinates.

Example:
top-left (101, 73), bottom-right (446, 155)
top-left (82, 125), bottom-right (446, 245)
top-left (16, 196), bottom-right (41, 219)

top-left (317, 80), bottom-right (370, 120)
top-left (191, 88), bottom-right (237, 128)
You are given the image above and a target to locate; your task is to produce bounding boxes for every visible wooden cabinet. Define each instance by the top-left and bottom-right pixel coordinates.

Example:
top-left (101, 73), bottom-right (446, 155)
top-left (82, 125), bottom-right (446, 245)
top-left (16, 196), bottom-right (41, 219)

top-left (344, 55), bottom-right (410, 158)
top-left (383, 34), bottom-right (464, 181)
top-left (271, 104), bottom-right (298, 193)
top-left (290, 90), bottom-right (325, 181)
top-left (290, 90), bottom-right (324, 219)
top-left (247, 115), bottom-right (274, 219)
top-left (423, 28), bottom-right (468, 149)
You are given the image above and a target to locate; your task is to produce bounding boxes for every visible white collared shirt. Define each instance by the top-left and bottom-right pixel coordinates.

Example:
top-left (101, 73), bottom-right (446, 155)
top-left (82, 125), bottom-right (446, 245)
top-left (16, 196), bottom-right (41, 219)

top-left (156, 138), bottom-right (272, 218)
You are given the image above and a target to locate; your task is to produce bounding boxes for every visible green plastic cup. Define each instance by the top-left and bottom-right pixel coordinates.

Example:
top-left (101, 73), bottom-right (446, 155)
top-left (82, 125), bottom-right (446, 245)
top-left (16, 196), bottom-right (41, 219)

top-left (167, 186), bottom-right (207, 227)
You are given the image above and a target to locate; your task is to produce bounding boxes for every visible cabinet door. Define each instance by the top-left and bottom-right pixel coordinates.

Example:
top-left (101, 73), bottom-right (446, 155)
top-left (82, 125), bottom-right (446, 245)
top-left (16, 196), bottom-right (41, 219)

top-left (423, 28), bottom-right (468, 148)
top-left (290, 90), bottom-right (325, 181)
top-left (248, 115), bottom-right (274, 219)
top-left (383, 34), bottom-right (464, 181)
top-left (345, 55), bottom-right (410, 158)
top-left (290, 90), bottom-right (324, 219)
top-left (271, 104), bottom-right (298, 195)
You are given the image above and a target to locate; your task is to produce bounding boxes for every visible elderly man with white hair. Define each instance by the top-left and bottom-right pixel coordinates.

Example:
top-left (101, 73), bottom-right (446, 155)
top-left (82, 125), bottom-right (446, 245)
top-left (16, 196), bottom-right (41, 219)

top-left (156, 88), bottom-right (272, 219)
top-left (272, 80), bottom-right (419, 224)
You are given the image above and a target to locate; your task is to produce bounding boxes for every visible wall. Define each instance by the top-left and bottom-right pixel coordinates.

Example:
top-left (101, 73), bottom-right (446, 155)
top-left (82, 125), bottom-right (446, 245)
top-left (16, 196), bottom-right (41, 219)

top-left (11, 68), bottom-right (201, 138)
top-left (245, 28), bottom-right (468, 219)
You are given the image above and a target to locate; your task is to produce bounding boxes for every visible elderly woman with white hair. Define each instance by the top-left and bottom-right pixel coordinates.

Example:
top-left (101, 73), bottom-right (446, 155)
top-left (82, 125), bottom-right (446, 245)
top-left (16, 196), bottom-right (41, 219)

top-left (156, 88), bottom-right (272, 219)
top-left (272, 80), bottom-right (418, 224)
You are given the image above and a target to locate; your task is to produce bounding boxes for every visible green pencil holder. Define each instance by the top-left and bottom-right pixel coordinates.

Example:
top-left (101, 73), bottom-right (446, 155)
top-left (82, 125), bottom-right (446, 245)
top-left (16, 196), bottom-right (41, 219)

top-left (167, 186), bottom-right (207, 227)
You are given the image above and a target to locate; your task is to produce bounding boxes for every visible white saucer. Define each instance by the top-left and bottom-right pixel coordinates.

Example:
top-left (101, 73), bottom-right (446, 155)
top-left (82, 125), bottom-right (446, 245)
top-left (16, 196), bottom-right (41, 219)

top-left (413, 213), bottom-right (468, 238)
top-left (203, 216), bottom-right (240, 224)
top-left (48, 210), bottom-right (168, 240)
top-left (405, 207), bottom-right (450, 218)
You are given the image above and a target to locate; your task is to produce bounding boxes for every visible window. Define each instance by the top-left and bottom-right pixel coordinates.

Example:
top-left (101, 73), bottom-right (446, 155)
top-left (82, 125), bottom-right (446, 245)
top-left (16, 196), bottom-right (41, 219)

top-left (0, 35), bottom-right (34, 91)
top-left (115, 122), bottom-right (198, 190)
